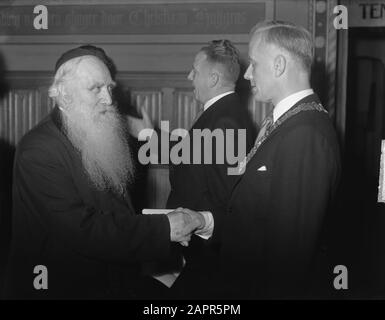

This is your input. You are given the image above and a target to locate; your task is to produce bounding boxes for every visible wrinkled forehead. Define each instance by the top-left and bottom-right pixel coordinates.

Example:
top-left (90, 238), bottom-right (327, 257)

top-left (75, 56), bottom-right (112, 85)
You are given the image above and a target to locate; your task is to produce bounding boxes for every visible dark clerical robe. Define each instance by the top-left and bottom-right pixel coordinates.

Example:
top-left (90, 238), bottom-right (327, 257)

top-left (4, 107), bottom-right (170, 299)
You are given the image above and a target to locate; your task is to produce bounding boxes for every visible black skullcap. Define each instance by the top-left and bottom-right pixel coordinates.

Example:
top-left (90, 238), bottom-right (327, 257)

top-left (54, 45), bottom-right (116, 76)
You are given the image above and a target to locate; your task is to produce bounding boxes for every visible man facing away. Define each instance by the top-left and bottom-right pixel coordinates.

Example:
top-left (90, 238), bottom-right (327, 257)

top-left (128, 40), bottom-right (256, 299)
top-left (167, 40), bottom-right (256, 299)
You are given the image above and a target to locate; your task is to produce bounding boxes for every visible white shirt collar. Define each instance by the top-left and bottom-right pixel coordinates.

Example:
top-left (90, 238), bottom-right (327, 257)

top-left (203, 91), bottom-right (234, 111)
top-left (273, 89), bottom-right (314, 123)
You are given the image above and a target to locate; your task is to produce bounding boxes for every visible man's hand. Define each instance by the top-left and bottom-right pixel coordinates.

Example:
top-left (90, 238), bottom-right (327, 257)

top-left (167, 208), bottom-right (205, 246)
top-left (126, 107), bottom-right (153, 138)
top-left (179, 208), bottom-right (206, 231)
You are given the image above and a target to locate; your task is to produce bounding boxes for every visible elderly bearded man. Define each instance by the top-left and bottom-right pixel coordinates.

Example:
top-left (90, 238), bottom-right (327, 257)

top-left (3, 46), bottom-right (205, 299)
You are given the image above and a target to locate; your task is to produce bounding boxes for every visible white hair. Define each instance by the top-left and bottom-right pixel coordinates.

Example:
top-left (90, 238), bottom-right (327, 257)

top-left (48, 56), bottom-right (86, 105)
top-left (61, 104), bottom-right (134, 195)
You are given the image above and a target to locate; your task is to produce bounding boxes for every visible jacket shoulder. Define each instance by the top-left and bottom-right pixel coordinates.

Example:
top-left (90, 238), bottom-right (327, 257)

top-left (16, 115), bottom-right (65, 161)
top-left (212, 93), bottom-right (243, 115)
top-left (206, 94), bottom-right (250, 124)
top-left (285, 109), bottom-right (336, 135)
top-left (274, 110), bottom-right (340, 156)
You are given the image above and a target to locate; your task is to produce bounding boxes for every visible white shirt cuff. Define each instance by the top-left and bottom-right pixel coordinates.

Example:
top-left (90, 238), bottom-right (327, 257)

top-left (194, 211), bottom-right (214, 240)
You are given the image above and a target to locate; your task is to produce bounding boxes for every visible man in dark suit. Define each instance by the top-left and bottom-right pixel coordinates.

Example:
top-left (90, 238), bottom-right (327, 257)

top-left (166, 40), bottom-right (256, 298)
top-left (220, 20), bottom-right (341, 299)
top-left (3, 46), bottom-right (205, 299)
top-left (184, 21), bottom-right (341, 299)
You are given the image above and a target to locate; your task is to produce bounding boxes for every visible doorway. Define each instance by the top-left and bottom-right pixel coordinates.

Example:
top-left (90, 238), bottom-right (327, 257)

top-left (342, 27), bottom-right (385, 298)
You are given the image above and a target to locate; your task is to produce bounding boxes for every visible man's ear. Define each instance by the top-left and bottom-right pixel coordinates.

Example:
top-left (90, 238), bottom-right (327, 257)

top-left (274, 54), bottom-right (286, 77)
top-left (209, 71), bottom-right (220, 88)
top-left (60, 84), bottom-right (73, 107)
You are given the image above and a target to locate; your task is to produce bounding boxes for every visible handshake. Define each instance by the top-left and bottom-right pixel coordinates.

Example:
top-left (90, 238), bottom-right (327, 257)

top-left (167, 208), bottom-right (206, 247)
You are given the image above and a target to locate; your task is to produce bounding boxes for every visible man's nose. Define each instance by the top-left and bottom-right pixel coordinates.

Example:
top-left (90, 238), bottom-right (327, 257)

top-left (244, 64), bottom-right (252, 80)
top-left (100, 87), bottom-right (113, 105)
top-left (187, 70), bottom-right (193, 81)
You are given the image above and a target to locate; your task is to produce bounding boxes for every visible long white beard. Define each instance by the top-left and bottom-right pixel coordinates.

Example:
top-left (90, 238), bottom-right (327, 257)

top-left (61, 103), bottom-right (134, 195)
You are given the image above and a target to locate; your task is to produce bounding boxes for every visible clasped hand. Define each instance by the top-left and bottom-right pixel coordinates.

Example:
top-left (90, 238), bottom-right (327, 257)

top-left (167, 208), bottom-right (205, 247)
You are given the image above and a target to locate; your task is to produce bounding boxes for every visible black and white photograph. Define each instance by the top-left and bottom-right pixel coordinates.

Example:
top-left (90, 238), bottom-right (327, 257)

top-left (0, 0), bottom-right (384, 309)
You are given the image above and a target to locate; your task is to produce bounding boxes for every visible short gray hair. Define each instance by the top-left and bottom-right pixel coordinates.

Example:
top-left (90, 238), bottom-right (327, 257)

top-left (200, 39), bottom-right (241, 84)
top-left (250, 20), bottom-right (313, 73)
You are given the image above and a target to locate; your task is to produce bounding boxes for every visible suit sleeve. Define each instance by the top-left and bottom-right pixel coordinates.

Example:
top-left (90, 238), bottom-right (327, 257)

top-left (14, 143), bottom-right (171, 264)
top-left (265, 124), bottom-right (338, 296)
